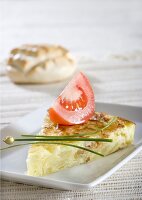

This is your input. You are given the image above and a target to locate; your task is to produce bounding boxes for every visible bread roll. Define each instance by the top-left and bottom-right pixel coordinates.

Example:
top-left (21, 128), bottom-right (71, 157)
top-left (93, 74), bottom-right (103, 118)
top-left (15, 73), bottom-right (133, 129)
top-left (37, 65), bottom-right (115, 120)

top-left (7, 44), bottom-right (76, 83)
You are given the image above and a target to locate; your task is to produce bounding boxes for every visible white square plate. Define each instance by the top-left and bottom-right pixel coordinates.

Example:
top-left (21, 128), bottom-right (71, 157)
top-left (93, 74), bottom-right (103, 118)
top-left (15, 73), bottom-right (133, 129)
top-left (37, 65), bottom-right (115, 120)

top-left (1, 102), bottom-right (142, 190)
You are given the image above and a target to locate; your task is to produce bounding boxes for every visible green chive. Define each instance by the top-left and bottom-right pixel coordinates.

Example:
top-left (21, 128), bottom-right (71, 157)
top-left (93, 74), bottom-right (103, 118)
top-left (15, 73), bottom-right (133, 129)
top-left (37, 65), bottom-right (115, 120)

top-left (1, 116), bottom-right (116, 157)
top-left (15, 137), bottom-right (112, 142)
top-left (0, 142), bottom-right (104, 157)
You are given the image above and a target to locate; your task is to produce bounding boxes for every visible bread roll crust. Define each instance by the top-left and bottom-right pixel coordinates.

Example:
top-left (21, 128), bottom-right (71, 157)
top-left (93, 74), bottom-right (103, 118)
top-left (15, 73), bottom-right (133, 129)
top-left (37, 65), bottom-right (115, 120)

top-left (7, 44), bottom-right (76, 83)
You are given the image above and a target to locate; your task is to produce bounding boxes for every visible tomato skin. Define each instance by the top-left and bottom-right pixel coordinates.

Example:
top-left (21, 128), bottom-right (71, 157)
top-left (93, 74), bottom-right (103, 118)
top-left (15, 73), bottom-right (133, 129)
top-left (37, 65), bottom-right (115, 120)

top-left (49, 72), bottom-right (95, 125)
top-left (49, 108), bottom-right (73, 125)
top-left (49, 107), bottom-right (94, 125)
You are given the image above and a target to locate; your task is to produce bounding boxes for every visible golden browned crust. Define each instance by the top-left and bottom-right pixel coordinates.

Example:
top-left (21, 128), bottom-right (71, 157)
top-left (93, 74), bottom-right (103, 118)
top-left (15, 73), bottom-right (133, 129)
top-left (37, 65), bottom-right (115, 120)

top-left (40, 112), bottom-right (134, 138)
top-left (8, 44), bottom-right (73, 70)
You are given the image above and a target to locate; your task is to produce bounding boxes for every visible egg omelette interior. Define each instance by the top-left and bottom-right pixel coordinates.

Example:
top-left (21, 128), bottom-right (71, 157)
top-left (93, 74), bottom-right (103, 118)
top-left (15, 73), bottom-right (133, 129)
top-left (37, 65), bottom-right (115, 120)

top-left (27, 112), bottom-right (135, 176)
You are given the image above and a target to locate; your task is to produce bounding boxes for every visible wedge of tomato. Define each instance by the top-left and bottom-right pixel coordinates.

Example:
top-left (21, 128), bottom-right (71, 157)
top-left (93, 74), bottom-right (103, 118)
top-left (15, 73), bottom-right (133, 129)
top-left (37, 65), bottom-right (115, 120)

top-left (49, 72), bottom-right (95, 125)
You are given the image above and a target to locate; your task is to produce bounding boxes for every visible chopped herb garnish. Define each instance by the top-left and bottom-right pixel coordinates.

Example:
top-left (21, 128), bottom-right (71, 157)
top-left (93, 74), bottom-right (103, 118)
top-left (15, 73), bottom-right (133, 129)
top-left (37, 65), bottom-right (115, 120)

top-left (1, 116), bottom-right (117, 156)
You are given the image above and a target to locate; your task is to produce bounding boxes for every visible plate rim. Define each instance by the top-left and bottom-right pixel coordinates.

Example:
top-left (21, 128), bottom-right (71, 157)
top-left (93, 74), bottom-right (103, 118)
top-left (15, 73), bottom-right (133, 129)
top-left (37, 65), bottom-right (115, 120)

top-left (1, 102), bottom-right (142, 190)
top-left (1, 143), bottom-right (142, 190)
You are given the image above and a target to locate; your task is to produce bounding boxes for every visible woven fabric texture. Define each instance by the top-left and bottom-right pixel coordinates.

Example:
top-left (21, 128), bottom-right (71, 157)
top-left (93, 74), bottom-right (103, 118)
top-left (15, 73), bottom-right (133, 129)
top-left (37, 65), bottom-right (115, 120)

top-left (1, 56), bottom-right (142, 200)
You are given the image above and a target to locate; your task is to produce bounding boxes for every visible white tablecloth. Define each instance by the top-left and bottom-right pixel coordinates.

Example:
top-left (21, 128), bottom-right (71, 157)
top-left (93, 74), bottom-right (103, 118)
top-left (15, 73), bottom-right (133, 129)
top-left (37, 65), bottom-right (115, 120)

top-left (1, 56), bottom-right (142, 199)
